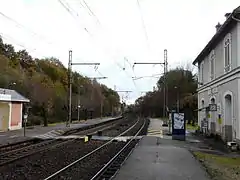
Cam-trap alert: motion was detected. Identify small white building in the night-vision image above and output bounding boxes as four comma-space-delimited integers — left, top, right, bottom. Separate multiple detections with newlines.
192, 7, 240, 143
0, 88, 29, 131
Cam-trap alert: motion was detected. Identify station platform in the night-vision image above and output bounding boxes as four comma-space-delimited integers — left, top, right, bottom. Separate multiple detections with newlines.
0, 117, 119, 146
114, 119, 210, 180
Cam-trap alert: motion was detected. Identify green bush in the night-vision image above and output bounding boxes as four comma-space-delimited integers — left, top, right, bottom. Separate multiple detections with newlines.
28, 115, 43, 126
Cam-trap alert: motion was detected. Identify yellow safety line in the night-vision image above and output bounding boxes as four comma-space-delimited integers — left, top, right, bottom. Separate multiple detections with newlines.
148, 129, 161, 133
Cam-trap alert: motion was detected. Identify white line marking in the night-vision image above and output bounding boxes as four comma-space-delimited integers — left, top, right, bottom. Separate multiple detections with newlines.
10, 135, 18, 138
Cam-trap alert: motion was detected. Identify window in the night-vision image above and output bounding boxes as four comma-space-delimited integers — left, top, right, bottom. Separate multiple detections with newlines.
224, 33, 231, 72
200, 62, 204, 83
210, 50, 215, 80
201, 100, 204, 108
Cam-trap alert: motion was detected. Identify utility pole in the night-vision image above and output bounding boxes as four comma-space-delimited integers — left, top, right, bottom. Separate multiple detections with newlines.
133, 52, 168, 117
164, 49, 168, 117
66, 50, 100, 127
67, 50, 72, 127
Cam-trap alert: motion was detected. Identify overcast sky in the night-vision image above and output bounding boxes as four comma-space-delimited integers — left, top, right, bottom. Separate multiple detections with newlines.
0, 0, 239, 104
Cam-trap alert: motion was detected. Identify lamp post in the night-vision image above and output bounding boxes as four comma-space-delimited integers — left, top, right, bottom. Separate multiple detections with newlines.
8, 82, 16, 90
23, 105, 30, 137
77, 105, 81, 121
77, 85, 83, 121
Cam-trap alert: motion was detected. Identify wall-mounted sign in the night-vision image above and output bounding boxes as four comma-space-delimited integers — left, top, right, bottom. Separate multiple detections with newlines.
209, 104, 217, 111
0, 94, 11, 101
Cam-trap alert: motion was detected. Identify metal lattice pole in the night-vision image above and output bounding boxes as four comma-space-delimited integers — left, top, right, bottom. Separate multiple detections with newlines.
67, 50, 72, 127
66, 50, 101, 127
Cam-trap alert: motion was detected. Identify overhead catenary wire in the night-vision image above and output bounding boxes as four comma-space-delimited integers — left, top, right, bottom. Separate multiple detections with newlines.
78, 0, 91, 16
1, 1, 147, 101
0, 9, 73, 57
58, 0, 90, 35
1, 1, 133, 92
0, 33, 32, 50
82, 0, 101, 25
65, 1, 154, 103
0, 11, 54, 45
65, 1, 144, 94
72, 1, 146, 93
95, 69, 117, 89
0, 33, 47, 57
136, 0, 150, 50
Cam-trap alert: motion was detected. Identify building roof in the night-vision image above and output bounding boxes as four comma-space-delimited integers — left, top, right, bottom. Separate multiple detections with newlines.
193, 6, 240, 65
0, 88, 30, 103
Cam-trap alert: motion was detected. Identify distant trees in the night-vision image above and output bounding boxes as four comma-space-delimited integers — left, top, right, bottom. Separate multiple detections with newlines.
0, 36, 120, 126
134, 67, 198, 121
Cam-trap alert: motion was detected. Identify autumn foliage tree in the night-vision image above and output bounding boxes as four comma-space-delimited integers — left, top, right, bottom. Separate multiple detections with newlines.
0, 36, 120, 126
134, 67, 198, 121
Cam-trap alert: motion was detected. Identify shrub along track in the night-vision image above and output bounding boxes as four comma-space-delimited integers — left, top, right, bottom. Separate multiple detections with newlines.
0, 116, 143, 180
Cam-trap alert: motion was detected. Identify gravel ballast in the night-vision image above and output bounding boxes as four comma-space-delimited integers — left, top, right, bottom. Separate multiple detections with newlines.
52, 141, 126, 180
0, 140, 105, 180
0, 117, 147, 180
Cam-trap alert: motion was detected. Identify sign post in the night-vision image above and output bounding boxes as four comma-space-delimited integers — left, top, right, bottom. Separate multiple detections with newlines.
23, 114, 28, 137
172, 112, 185, 141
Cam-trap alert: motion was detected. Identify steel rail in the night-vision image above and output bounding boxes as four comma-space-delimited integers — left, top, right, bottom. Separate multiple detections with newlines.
0, 118, 122, 166
43, 118, 141, 180
0, 139, 40, 154
0, 139, 73, 166
90, 119, 146, 180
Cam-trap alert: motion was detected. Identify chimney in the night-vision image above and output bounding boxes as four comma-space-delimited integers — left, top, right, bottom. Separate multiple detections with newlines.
225, 13, 231, 19
215, 22, 221, 32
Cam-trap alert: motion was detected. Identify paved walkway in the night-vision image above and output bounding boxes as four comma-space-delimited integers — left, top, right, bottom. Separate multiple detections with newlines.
0, 117, 117, 145
114, 118, 210, 180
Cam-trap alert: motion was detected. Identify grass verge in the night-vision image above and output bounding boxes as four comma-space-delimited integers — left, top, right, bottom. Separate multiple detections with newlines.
186, 124, 198, 131
193, 151, 240, 180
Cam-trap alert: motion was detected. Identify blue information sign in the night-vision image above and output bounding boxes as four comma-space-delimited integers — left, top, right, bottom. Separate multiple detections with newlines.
172, 112, 186, 141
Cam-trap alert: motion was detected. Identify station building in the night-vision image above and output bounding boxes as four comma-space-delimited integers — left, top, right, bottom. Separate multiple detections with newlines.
0, 88, 29, 131
193, 7, 240, 143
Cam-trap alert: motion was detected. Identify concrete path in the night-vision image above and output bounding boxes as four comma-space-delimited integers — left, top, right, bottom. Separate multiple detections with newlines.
114, 118, 210, 180
0, 117, 116, 145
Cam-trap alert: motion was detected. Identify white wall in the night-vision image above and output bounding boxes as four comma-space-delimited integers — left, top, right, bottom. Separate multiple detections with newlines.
198, 74, 240, 139
199, 22, 239, 85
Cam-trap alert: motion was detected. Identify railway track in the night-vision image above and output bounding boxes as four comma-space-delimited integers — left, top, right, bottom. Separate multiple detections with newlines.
0, 117, 124, 167
0, 138, 42, 154
0, 117, 122, 154
0, 139, 72, 166
43, 117, 147, 180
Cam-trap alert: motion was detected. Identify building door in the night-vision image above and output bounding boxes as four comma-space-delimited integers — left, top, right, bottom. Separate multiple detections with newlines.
224, 94, 232, 140
0, 109, 2, 130
210, 98, 216, 133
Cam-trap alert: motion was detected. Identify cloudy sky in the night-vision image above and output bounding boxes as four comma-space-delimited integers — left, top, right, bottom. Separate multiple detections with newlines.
0, 0, 239, 104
